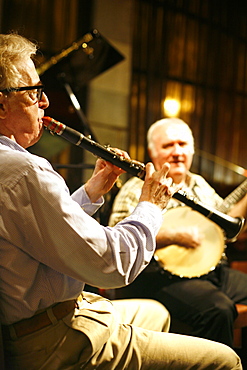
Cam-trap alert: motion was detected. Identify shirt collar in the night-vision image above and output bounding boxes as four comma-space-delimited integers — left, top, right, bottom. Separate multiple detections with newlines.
0, 135, 28, 153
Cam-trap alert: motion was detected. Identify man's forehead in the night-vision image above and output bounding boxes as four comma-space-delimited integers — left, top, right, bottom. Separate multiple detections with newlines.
161, 124, 192, 142
17, 58, 39, 83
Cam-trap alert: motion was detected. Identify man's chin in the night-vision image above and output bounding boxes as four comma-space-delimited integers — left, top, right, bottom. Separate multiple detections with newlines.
168, 166, 186, 178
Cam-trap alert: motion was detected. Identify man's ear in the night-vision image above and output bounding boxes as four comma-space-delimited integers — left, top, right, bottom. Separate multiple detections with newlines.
0, 93, 8, 118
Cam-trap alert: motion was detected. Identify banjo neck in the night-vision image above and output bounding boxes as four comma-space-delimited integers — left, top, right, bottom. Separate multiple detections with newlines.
217, 178, 247, 214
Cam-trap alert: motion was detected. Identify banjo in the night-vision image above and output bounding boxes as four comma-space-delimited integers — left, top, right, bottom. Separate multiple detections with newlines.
154, 179, 247, 278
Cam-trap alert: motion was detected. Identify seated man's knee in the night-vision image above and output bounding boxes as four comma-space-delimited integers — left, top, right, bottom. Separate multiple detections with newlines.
145, 299, 170, 332
214, 299, 236, 319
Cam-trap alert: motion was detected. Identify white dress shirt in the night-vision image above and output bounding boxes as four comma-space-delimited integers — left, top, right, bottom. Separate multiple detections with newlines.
0, 136, 162, 325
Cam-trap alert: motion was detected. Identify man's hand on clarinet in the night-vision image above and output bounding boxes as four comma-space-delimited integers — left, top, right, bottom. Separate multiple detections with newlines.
84, 148, 130, 203
139, 162, 180, 210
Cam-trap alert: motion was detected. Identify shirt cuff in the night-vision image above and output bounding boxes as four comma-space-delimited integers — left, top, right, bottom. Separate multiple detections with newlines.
71, 185, 104, 215
123, 201, 163, 235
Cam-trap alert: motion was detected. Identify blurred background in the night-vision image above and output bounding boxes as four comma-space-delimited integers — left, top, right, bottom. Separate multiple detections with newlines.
1, 0, 247, 254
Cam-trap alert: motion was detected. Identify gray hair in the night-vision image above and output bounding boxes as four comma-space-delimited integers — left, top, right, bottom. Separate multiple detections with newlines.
0, 33, 37, 90
147, 118, 194, 158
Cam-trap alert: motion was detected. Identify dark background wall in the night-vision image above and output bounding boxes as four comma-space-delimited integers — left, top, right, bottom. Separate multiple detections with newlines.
130, 0, 247, 192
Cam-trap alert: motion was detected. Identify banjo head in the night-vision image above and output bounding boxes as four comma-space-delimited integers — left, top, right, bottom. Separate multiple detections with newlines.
154, 206, 225, 278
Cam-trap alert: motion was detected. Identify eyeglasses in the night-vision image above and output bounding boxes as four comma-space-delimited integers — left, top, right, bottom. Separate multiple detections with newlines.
0, 85, 45, 102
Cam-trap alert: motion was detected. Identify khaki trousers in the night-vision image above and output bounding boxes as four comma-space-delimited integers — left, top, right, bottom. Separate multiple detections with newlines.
4, 292, 242, 369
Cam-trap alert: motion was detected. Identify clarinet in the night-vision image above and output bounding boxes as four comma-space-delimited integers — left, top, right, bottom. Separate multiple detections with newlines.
43, 117, 245, 241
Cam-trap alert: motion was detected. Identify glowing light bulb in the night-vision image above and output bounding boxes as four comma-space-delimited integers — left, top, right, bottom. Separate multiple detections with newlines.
163, 98, 181, 117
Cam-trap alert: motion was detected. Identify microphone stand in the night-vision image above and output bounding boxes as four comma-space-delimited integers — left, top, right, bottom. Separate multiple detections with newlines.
56, 75, 117, 225
57, 73, 97, 141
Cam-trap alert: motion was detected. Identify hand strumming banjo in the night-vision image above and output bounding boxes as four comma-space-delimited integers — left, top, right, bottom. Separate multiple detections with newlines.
43, 117, 245, 278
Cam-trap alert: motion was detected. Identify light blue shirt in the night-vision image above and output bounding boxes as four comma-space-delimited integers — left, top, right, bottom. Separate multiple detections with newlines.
0, 136, 162, 324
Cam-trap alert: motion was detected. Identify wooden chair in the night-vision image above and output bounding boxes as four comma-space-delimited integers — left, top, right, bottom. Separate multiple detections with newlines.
234, 304, 247, 349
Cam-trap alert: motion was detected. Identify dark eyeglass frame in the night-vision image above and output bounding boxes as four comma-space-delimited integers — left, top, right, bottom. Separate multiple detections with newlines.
0, 85, 45, 102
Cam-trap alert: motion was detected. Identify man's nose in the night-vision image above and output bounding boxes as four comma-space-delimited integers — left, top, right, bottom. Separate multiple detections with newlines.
39, 92, 49, 109
171, 143, 183, 155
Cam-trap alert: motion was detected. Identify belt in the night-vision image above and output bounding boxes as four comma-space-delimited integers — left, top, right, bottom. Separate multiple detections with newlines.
2, 299, 78, 340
